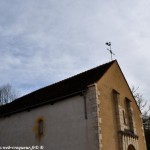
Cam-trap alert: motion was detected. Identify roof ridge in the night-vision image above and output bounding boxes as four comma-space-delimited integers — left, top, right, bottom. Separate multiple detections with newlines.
58, 60, 116, 84
23, 60, 116, 97
0, 60, 116, 116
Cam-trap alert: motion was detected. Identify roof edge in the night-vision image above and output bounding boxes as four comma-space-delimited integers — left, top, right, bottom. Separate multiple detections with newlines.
115, 61, 141, 113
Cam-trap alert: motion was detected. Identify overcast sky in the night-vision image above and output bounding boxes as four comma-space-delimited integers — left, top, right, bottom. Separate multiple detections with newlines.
0, 0, 149, 102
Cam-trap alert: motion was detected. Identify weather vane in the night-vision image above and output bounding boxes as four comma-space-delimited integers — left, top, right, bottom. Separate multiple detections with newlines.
106, 42, 115, 60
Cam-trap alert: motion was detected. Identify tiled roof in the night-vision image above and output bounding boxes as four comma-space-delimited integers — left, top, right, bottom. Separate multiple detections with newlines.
0, 60, 115, 117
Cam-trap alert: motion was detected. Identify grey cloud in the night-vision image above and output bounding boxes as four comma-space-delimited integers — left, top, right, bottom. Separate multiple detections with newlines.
0, 0, 149, 101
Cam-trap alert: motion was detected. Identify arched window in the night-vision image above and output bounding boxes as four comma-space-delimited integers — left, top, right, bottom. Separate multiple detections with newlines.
128, 144, 136, 150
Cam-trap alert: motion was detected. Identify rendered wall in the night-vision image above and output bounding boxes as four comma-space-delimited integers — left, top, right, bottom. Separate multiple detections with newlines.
0, 87, 99, 150
96, 62, 147, 150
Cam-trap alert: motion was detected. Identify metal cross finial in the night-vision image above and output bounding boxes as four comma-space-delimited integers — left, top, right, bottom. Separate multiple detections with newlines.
106, 42, 115, 60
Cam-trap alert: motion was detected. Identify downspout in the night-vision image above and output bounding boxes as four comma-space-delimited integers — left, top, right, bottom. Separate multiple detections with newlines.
81, 91, 88, 120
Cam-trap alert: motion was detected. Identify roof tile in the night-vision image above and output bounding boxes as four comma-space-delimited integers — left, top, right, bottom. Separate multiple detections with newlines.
0, 60, 115, 116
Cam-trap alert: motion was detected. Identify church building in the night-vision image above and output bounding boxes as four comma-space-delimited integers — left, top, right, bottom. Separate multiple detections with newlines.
0, 60, 147, 150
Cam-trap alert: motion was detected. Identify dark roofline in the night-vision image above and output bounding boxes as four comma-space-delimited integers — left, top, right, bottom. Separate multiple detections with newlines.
114, 61, 141, 113
2, 89, 87, 117
0, 60, 115, 117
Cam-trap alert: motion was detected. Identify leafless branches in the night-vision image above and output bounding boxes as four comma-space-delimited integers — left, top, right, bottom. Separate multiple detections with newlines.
131, 86, 150, 121
0, 84, 19, 105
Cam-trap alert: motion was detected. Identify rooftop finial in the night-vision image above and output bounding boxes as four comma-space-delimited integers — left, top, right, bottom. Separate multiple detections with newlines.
106, 42, 115, 61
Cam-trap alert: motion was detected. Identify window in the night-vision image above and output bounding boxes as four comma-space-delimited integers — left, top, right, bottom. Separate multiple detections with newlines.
33, 117, 45, 141
38, 119, 44, 136
113, 90, 122, 130
123, 110, 126, 124
125, 98, 134, 131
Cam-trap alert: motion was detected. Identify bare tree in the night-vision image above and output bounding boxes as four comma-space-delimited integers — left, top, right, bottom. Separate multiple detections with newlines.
131, 86, 150, 119
131, 86, 150, 149
0, 84, 19, 105
131, 85, 150, 146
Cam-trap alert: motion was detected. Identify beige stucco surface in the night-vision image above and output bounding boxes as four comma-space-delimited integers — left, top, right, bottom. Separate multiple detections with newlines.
96, 61, 146, 150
